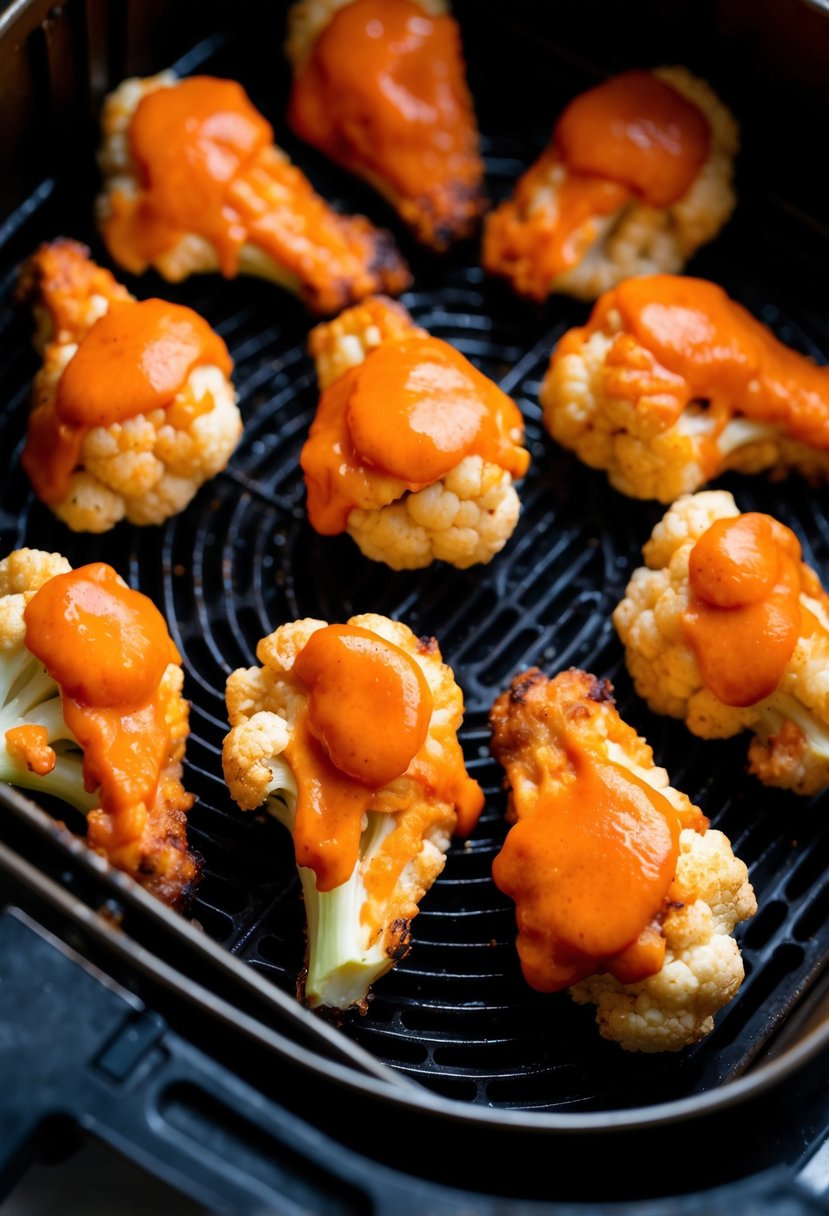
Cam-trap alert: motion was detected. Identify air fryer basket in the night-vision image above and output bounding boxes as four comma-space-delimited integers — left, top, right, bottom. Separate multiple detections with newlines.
1, 0, 829, 1209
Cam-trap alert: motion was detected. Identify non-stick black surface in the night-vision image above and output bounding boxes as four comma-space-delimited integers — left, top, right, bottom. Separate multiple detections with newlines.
1, 9, 828, 1119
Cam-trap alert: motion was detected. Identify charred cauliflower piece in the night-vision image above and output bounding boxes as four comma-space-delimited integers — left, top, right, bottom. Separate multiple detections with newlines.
0, 549, 199, 908
540, 274, 829, 502
490, 667, 756, 1052
96, 72, 411, 315
17, 239, 242, 533
483, 67, 737, 302
614, 491, 829, 795
285, 0, 486, 251
222, 613, 483, 1011
301, 296, 530, 570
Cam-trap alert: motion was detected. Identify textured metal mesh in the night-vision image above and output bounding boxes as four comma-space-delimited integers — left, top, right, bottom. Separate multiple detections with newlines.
0, 27, 828, 1115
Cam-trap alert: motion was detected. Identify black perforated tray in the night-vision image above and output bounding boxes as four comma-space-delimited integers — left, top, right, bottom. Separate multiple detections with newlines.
1, 5, 828, 1130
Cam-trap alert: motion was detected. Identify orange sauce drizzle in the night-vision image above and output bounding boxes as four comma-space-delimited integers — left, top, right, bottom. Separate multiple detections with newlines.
22, 298, 232, 507
300, 334, 529, 534
286, 624, 483, 893
682, 513, 805, 707
103, 75, 406, 307
589, 275, 829, 449
482, 72, 710, 299
23, 563, 181, 844
483, 151, 629, 301
105, 76, 272, 277
287, 625, 431, 891
288, 0, 483, 244
555, 70, 711, 208
4, 724, 56, 776
493, 742, 682, 991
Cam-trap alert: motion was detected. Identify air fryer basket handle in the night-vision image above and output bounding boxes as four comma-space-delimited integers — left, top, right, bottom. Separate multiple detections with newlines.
0, 906, 431, 1216
0, 905, 561, 1216
2, 906, 827, 1216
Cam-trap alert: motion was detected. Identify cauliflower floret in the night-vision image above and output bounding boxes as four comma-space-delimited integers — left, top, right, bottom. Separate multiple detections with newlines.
349, 456, 522, 570
571, 828, 756, 1052
302, 296, 530, 570
539, 280, 829, 502
17, 239, 243, 533
222, 614, 483, 1010
489, 666, 756, 1052
482, 67, 737, 302
284, 0, 485, 252
0, 549, 73, 650
95, 72, 411, 315
614, 491, 829, 794
0, 550, 199, 908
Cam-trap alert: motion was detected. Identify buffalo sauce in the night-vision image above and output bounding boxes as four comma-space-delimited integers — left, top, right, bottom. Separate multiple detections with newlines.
287, 0, 482, 243
103, 75, 413, 312
482, 152, 630, 301
492, 742, 683, 991
286, 624, 482, 892
104, 76, 272, 276
4, 724, 56, 776
300, 334, 529, 534
22, 563, 181, 850
555, 71, 711, 208
483, 71, 710, 298
682, 513, 805, 707
22, 298, 232, 507
590, 275, 829, 450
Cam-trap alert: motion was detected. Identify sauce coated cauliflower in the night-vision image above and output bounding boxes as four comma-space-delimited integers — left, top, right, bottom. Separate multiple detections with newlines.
17, 239, 242, 533
540, 275, 829, 502
285, 0, 486, 251
614, 491, 829, 794
490, 667, 756, 1052
302, 296, 530, 570
96, 71, 411, 315
483, 67, 738, 302
222, 613, 483, 1010
0, 548, 199, 908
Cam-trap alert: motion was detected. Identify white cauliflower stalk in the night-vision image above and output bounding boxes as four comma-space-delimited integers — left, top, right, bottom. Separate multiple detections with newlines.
222, 613, 482, 1011
490, 666, 756, 1052
0, 548, 93, 812
613, 490, 829, 794
0, 548, 199, 907
17, 239, 242, 533
302, 295, 529, 570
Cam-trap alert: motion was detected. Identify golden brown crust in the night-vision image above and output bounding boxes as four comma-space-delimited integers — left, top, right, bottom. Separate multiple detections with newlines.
307, 294, 421, 388
85, 665, 201, 910
490, 666, 704, 830
16, 238, 131, 347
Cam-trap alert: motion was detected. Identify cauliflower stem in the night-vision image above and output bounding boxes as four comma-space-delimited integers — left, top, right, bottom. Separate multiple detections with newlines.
0, 644, 96, 813
223, 614, 480, 1011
